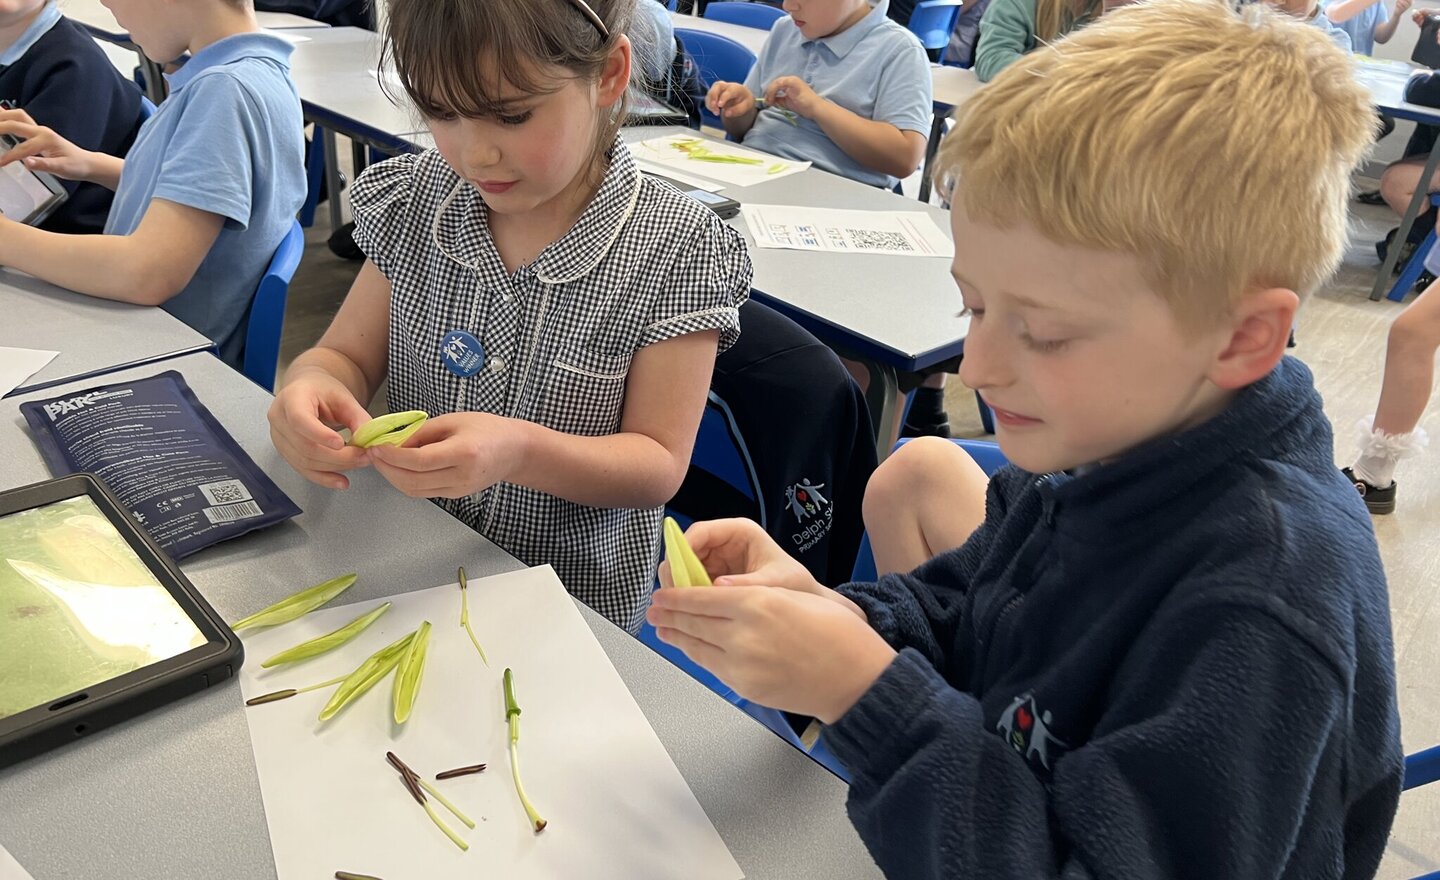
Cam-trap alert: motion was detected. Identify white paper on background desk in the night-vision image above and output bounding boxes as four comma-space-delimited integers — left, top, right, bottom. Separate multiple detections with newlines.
0, 346, 57, 396
262, 29, 312, 43
631, 133, 810, 187
237, 566, 744, 880
741, 203, 955, 258
0, 843, 35, 880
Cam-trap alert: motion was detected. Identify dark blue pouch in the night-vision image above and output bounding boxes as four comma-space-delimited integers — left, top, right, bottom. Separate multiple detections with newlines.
20, 371, 301, 558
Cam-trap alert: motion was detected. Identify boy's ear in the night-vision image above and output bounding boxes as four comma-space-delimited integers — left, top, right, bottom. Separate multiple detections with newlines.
1207, 287, 1299, 391
596, 35, 632, 109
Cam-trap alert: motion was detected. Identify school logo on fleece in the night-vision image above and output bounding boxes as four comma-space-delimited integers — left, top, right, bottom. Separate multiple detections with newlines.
784, 478, 832, 553
996, 693, 1070, 777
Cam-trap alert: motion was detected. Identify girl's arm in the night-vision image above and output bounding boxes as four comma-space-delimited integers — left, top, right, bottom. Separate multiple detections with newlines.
268, 260, 391, 489
0, 198, 221, 304
1376, 0, 1411, 42
368, 330, 720, 509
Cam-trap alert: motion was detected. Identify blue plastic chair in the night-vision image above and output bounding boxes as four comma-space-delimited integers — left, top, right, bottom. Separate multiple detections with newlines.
908, 0, 964, 56
242, 219, 304, 392
704, 1, 786, 29
1388, 193, 1440, 302
636, 391, 853, 778
675, 28, 757, 128
299, 129, 327, 229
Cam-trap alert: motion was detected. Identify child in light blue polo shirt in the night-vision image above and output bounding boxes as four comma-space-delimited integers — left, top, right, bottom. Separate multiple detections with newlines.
1324, 0, 1407, 56
706, 0, 932, 189
0, 0, 304, 369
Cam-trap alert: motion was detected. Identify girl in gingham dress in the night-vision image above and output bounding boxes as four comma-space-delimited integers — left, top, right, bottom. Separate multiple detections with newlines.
267, 0, 752, 631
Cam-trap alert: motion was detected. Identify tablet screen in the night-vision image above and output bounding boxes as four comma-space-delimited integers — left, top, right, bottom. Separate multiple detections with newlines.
0, 496, 208, 720
0, 159, 57, 224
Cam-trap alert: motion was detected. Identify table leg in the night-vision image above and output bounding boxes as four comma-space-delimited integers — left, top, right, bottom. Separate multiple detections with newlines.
323, 127, 345, 233
1371, 138, 1440, 300
917, 112, 947, 204
863, 360, 902, 462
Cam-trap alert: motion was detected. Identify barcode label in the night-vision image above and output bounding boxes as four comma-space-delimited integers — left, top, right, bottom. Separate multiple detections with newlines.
199, 479, 252, 505
203, 500, 264, 524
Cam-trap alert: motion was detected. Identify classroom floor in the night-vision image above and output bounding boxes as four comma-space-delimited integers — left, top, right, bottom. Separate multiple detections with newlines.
277, 179, 1440, 877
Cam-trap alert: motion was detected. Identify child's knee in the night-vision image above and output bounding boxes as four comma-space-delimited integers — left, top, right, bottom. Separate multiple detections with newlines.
863, 437, 975, 524
1390, 302, 1440, 352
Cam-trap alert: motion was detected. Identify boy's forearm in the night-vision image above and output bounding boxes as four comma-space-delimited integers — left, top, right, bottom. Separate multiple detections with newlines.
810, 101, 921, 180
0, 221, 168, 304
1376, 14, 1400, 41
85, 153, 125, 191
723, 108, 759, 139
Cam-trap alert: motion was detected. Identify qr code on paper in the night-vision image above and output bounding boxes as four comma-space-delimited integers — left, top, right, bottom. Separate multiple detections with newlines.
199, 479, 252, 506
847, 229, 913, 252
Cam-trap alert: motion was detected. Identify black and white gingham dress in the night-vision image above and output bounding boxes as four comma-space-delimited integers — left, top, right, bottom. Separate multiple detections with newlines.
350, 139, 752, 631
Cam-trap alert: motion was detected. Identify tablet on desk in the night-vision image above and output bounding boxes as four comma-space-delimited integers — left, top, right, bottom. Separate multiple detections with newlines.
0, 474, 242, 769
0, 134, 66, 227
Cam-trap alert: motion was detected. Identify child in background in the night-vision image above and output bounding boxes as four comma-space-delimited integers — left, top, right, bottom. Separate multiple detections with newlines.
649, 1, 1402, 874
1271, 0, 1353, 48
0, 0, 305, 368
972, 0, 1099, 82
706, 0, 932, 190
1325, 0, 1408, 55
0, 0, 144, 234
267, 0, 752, 632
1342, 274, 1437, 513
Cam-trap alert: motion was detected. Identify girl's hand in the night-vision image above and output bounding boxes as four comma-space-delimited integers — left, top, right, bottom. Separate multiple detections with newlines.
706, 81, 755, 118
267, 373, 374, 489
1397, 0, 1413, 16
0, 109, 98, 182
648, 585, 896, 724
763, 76, 822, 119
367, 412, 525, 499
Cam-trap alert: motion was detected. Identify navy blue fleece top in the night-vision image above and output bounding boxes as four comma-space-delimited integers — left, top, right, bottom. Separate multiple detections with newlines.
829, 356, 1403, 879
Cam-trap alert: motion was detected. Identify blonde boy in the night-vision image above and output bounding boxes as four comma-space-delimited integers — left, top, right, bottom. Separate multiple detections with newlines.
649, 1, 1404, 875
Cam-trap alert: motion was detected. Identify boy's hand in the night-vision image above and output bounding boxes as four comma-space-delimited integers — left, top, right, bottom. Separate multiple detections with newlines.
659, 518, 819, 592
763, 76, 822, 119
648, 585, 896, 724
267, 374, 374, 490
706, 81, 755, 119
1413, 6, 1435, 25
366, 412, 521, 499
1397, 0, 1413, 16
0, 109, 96, 182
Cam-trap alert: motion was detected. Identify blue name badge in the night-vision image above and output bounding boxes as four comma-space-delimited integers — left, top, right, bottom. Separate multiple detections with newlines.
441, 330, 485, 377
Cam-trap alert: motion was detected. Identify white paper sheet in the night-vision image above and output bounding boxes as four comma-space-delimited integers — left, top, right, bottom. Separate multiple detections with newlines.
0, 843, 34, 880
741, 204, 954, 258
630, 133, 809, 187
261, 28, 311, 42
0, 346, 57, 396
237, 566, 744, 880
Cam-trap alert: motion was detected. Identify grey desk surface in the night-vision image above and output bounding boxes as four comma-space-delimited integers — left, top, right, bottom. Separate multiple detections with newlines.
0, 270, 212, 397
0, 354, 877, 880
624, 127, 968, 371
286, 27, 423, 152
61, 0, 324, 39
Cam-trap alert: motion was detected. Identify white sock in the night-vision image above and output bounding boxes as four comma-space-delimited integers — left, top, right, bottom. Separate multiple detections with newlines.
1352, 417, 1429, 488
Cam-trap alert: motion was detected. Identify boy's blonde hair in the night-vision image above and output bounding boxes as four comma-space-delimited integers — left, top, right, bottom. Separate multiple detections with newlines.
940, 0, 1375, 327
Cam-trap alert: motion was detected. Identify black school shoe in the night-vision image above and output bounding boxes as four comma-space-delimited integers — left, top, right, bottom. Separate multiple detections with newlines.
1341, 467, 1397, 515
1357, 190, 1388, 206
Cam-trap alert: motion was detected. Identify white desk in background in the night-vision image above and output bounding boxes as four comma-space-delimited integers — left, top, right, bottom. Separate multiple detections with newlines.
61, 0, 327, 103
624, 127, 968, 455
0, 353, 880, 880
0, 269, 211, 398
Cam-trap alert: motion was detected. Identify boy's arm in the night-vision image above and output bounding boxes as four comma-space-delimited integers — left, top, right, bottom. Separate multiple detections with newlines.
1323, 0, 1381, 24
1375, 0, 1409, 42
807, 99, 928, 180
0, 199, 222, 304
1405, 70, 1440, 106
973, 0, 1036, 82
823, 601, 1395, 880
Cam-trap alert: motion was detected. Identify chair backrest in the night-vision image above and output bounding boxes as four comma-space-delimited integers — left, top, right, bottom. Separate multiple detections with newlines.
674, 28, 757, 127
666, 391, 764, 530
243, 219, 304, 392
704, 1, 786, 29
908, 0, 964, 51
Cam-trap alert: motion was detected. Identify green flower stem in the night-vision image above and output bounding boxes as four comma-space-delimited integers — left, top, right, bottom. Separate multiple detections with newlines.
457, 567, 488, 665
503, 668, 547, 832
